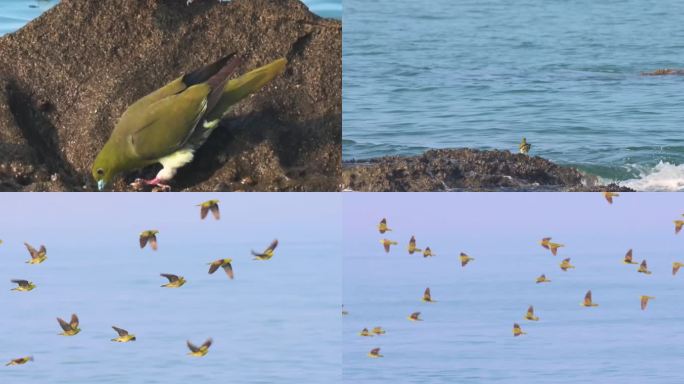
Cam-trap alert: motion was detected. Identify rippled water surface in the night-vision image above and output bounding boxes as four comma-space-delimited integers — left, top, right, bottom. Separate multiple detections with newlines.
1, 194, 341, 383
343, 0, 684, 190
343, 193, 684, 383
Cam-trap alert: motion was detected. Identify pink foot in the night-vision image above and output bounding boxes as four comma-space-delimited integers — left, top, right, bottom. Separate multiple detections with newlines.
130, 178, 171, 192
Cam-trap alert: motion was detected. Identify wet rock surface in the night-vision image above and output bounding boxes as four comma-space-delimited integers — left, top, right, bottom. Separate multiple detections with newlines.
342, 149, 634, 192
0, 0, 340, 191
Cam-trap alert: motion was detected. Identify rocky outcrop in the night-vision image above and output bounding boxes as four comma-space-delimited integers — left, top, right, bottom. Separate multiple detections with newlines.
342, 149, 634, 192
0, 0, 340, 191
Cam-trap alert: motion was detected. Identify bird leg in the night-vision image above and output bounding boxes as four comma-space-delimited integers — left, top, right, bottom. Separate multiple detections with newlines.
130, 178, 171, 192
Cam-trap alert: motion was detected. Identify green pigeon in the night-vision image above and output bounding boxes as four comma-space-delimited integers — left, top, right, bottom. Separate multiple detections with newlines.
92, 54, 287, 191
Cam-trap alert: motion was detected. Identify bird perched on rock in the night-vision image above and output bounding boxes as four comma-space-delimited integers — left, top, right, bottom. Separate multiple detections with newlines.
519, 137, 531, 155
187, 338, 213, 357
111, 326, 136, 342
198, 200, 220, 220
91, 54, 287, 191
377, 218, 391, 234
139, 230, 159, 251
5, 356, 33, 366
252, 239, 278, 260
208, 258, 233, 280
24, 242, 46, 264
57, 314, 81, 336
160, 274, 186, 288
10, 279, 35, 292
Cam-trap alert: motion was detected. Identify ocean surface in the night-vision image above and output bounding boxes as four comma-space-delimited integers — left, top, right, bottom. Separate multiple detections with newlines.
0, 193, 341, 383
343, 0, 684, 191
0, 0, 340, 35
343, 193, 684, 383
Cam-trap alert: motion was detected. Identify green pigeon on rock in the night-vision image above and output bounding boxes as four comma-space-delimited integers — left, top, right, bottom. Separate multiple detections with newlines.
91, 53, 287, 191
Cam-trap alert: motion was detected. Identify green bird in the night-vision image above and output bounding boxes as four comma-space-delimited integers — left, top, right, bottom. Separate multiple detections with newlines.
91, 54, 287, 191
198, 199, 220, 220
519, 137, 531, 155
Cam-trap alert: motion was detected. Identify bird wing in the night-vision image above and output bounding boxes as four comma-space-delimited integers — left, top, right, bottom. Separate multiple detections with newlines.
126, 85, 210, 161
24, 242, 37, 258
527, 306, 534, 316
605, 194, 613, 204
411, 312, 420, 319
541, 238, 550, 249
139, 235, 149, 249
584, 291, 592, 305
210, 205, 220, 220
70, 314, 79, 329
187, 340, 200, 353
208, 260, 221, 274
201, 338, 213, 350
423, 288, 431, 300
625, 249, 632, 262
641, 260, 648, 269
161, 274, 179, 283
57, 317, 72, 332
370, 348, 380, 355
200, 205, 209, 220
11, 279, 29, 287
640, 297, 647, 310
266, 239, 279, 253
674, 263, 682, 276
149, 235, 158, 251
222, 263, 234, 280
112, 326, 128, 337
383, 241, 390, 253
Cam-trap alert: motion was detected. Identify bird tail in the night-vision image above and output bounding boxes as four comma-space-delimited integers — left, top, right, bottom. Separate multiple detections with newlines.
206, 58, 288, 121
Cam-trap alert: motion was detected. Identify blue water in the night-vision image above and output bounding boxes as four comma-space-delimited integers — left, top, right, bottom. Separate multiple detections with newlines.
0, 193, 341, 383
343, 0, 684, 190
343, 193, 684, 383
0, 0, 340, 35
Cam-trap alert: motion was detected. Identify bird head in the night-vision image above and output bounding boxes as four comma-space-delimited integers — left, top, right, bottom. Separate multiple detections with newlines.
225, 258, 233, 263
92, 146, 121, 191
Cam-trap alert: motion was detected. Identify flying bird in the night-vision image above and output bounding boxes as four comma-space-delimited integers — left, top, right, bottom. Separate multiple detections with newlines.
673, 262, 684, 276
187, 338, 213, 357
519, 137, 531, 155
623, 249, 638, 264
368, 348, 383, 358
91, 55, 287, 191
603, 192, 619, 204
640, 296, 655, 311
422, 247, 435, 258
111, 326, 136, 342
540, 237, 564, 255
359, 328, 374, 337
139, 230, 159, 251
407, 235, 422, 255
208, 258, 234, 280
525, 306, 539, 321
536, 274, 551, 284
422, 287, 435, 303
252, 239, 278, 260
5, 356, 33, 366
675, 220, 684, 234
513, 323, 526, 337
581, 290, 598, 307
460, 252, 474, 267
10, 279, 35, 292
638, 260, 652, 275
408, 312, 422, 321
377, 218, 391, 234
24, 242, 47, 264
379, 239, 398, 253
160, 274, 186, 288
198, 200, 220, 220
560, 258, 575, 271
57, 314, 81, 336
371, 327, 386, 335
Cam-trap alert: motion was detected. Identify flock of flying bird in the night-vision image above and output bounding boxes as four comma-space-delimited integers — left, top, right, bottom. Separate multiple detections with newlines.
353, 193, 684, 358
3, 199, 279, 367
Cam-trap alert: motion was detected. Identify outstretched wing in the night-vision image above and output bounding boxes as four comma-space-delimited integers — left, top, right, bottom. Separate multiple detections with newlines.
200, 205, 209, 220
112, 326, 129, 337
11, 279, 29, 287
57, 317, 72, 332
266, 239, 279, 253
70, 314, 79, 329
187, 340, 200, 353
208, 260, 221, 274
161, 274, 179, 283
139, 235, 149, 249
149, 235, 158, 251
222, 263, 234, 280
201, 338, 213, 350
210, 205, 220, 220
24, 242, 37, 258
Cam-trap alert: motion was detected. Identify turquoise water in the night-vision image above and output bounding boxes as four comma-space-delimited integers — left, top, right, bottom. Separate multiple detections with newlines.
0, 0, 340, 35
343, 193, 684, 383
0, 193, 341, 383
343, 0, 684, 190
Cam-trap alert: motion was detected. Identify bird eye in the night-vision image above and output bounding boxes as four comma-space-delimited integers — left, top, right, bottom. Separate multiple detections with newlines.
96, 168, 104, 176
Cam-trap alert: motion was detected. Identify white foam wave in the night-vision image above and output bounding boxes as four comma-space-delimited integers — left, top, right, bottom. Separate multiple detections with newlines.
621, 162, 684, 191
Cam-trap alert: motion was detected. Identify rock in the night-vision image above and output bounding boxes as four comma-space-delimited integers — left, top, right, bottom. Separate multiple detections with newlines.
342, 149, 634, 192
0, 0, 340, 191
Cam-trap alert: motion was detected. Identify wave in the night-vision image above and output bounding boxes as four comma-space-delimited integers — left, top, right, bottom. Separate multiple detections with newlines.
620, 162, 684, 191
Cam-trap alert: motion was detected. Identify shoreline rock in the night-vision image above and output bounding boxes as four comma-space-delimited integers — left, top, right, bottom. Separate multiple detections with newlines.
0, 0, 340, 191
342, 149, 634, 192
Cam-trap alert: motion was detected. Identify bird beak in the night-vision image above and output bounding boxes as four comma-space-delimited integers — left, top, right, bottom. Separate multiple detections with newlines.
97, 180, 106, 191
